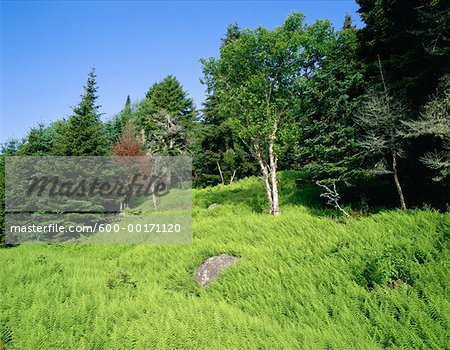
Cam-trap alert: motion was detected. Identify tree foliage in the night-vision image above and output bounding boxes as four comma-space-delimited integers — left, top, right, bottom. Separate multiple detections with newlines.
135, 75, 196, 155
202, 13, 314, 214
136, 75, 196, 137
54, 68, 107, 156
294, 18, 365, 182
111, 123, 143, 157
16, 123, 55, 156
406, 75, 450, 181
107, 95, 133, 146
356, 0, 448, 108
2, 3, 449, 223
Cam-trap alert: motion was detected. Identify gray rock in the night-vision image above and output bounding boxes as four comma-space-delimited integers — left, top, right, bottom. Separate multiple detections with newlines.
208, 203, 219, 209
194, 254, 239, 287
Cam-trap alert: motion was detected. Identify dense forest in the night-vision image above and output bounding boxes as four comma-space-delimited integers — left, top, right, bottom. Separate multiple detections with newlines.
1, 0, 449, 239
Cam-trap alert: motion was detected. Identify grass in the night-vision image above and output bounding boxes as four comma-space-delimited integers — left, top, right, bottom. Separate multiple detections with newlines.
1, 172, 449, 349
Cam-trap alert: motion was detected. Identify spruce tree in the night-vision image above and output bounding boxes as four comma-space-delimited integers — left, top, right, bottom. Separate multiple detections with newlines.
136, 75, 196, 138
295, 20, 364, 182
17, 123, 55, 155
55, 68, 107, 156
192, 94, 256, 186
146, 109, 187, 156
356, 0, 448, 108
107, 95, 133, 145
122, 95, 132, 125
342, 14, 355, 30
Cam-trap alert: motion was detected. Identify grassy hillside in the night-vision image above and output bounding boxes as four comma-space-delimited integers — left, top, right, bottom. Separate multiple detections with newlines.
1, 173, 449, 349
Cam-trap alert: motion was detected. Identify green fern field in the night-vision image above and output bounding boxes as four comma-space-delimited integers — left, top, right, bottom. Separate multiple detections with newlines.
1, 173, 449, 349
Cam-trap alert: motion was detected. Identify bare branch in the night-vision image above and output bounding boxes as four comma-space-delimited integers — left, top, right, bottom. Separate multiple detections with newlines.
316, 180, 350, 217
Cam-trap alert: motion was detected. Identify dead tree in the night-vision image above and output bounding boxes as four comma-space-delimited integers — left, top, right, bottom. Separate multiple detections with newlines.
316, 180, 350, 217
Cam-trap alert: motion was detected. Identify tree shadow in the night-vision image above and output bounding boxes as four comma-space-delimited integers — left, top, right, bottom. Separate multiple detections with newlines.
193, 171, 416, 219
193, 171, 338, 218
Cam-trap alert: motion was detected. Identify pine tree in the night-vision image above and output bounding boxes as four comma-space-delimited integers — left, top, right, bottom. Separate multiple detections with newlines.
55, 68, 107, 156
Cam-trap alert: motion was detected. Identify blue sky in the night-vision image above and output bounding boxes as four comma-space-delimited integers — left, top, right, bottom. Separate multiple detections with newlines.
0, 0, 363, 143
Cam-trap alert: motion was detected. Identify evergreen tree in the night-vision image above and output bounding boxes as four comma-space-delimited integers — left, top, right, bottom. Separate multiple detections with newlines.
193, 23, 258, 186
414, 0, 450, 58
136, 75, 197, 138
356, 0, 448, 108
146, 109, 188, 156
355, 0, 449, 208
54, 68, 107, 156
342, 14, 355, 30
406, 75, 450, 181
294, 20, 365, 182
17, 123, 55, 155
107, 95, 133, 145
222, 23, 241, 45
123, 95, 132, 124
192, 95, 256, 186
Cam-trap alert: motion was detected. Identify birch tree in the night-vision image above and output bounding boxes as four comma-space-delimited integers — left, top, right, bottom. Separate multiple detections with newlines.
201, 13, 309, 215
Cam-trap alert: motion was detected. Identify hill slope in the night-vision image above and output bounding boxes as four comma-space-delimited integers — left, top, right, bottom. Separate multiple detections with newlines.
1, 173, 449, 349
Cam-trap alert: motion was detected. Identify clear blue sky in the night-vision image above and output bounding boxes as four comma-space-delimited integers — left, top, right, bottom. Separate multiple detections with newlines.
0, 0, 362, 143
